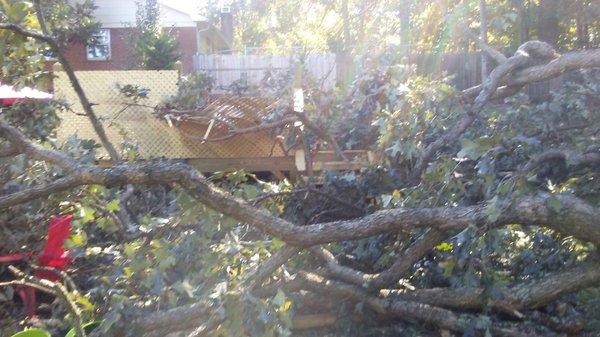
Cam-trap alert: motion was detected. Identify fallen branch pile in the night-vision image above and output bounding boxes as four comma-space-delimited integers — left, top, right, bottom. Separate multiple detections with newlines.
1, 9, 600, 336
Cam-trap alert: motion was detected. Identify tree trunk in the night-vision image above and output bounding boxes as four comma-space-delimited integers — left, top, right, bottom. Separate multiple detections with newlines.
537, 0, 560, 47
479, 0, 489, 81
515, 0, 530, 44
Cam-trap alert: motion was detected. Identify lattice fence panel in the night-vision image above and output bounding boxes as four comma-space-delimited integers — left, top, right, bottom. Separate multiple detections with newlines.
54, 70, 285, 159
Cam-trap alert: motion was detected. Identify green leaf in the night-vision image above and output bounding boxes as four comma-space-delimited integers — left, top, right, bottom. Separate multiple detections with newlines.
80, 206, 96, 223
457, 139, 481, 160
547, 196, 562, 213
242, 184, 261, 199
66, 231, 88, 247
69, 293, 95, 312
10, 329, 51, 337
106, 199, 120, 212
485, 197, 502, 222
435, 242, 453, 252
65, 321, 101, 337
124, 242, 141, 259
273, 289, 287, 307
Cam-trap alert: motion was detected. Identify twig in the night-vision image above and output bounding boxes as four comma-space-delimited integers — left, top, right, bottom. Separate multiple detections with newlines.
181, 116, 298, 142
7, 266, 86, 337
29, 263, 80, 295
244, 245, 302, 290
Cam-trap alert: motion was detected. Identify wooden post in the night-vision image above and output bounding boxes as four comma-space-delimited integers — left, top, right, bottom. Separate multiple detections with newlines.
174, 60, 183, 92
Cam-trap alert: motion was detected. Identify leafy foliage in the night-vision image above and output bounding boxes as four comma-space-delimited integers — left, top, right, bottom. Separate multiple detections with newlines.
1, 1, 599, 337
129, 0, 181, 70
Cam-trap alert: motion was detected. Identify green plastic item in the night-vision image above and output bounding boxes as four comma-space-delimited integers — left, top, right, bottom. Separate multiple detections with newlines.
10, 329, 52, 337
64, 321, 101, 337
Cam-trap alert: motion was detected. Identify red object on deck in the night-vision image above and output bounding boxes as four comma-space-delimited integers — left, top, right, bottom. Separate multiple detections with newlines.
36, 215, 73, 281
0, 215, 73, 317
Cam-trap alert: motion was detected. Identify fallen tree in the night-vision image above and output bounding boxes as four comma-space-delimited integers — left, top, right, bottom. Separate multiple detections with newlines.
1, 2, 600, 336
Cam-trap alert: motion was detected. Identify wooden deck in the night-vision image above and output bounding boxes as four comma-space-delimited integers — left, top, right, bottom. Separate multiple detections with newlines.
189, 150, 372, 173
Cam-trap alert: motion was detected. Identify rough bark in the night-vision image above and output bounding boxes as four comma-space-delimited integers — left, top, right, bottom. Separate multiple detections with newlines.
2, 121, 600, 246
381, 260, 600, 312
313, 229, 449, 290
290, 272, 553, 337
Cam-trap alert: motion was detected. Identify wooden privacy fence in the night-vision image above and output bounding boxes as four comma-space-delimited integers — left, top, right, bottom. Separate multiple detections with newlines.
194, 53, 337, 91
196, 51, 563, 100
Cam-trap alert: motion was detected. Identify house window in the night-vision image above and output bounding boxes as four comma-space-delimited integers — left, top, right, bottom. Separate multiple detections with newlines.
86, 29, 111, 60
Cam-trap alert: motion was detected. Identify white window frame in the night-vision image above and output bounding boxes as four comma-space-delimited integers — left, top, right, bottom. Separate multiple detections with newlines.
86, 29, 111, 61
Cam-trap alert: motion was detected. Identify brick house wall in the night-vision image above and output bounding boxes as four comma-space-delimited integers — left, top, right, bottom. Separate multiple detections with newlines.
63, 27, 197, 73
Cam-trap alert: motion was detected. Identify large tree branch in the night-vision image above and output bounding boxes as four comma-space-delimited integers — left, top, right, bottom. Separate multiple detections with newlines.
382, 260, 600, 312
366, 229, 447, 290
520, 149, 600, 173
0, 142, 19, 158
1, 121, 599, 245
1, 156, 597, 247
0, 22, 55, 44
290, 271, 551, 337
313, 229, 448, 290
409, 44, 600, 185
0, 122, 79, 170
129, 302, 212, 335
462, 48, 600, 101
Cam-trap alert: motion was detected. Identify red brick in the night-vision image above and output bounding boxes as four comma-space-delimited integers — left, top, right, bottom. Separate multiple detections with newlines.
62, 27, 197, 73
